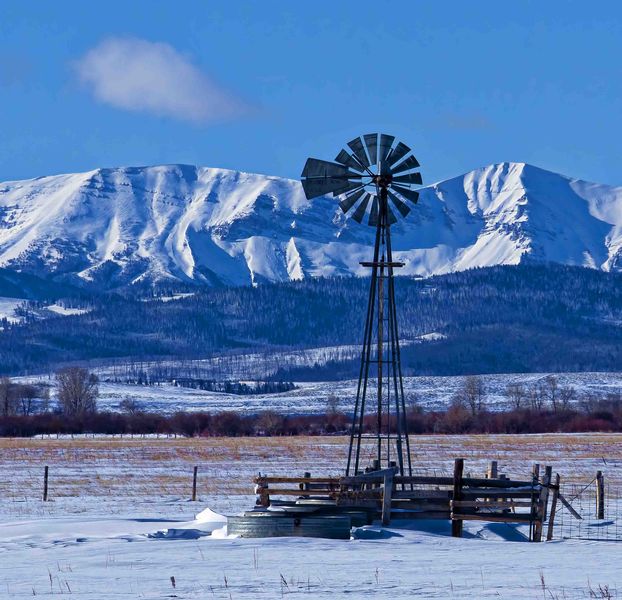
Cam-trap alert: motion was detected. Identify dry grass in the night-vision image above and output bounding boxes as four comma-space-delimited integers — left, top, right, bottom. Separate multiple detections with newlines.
1, 433, 620, 517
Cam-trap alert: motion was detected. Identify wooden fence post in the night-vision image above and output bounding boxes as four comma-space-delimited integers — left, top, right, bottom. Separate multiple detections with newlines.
542, 465, 553, 521
451, 458, 464, 538
546, 473, 560, 541
192, 466, 198, 501
596, 471, 605, 519
381, 471, 394, 526
533, 468, 551, 542
486, 460, 498, 479
43, 465, 49, 501
529, 463, 540, 541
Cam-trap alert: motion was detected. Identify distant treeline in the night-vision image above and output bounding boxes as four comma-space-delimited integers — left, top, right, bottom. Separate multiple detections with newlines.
2, 396, 622, 437
173, 379, 296, 395
1, 263, 621, 376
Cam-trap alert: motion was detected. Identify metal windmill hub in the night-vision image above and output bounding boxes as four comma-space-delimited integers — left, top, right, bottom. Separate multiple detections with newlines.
300, 133, 423, 478
373, 173, 393, 189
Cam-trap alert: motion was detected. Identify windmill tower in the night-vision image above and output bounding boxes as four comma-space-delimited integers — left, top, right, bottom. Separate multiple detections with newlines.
301, 134, 422, 478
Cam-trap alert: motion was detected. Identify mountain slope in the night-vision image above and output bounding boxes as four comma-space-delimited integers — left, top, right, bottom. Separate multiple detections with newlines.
1, 264, 621, 375
0, 162, 621, 289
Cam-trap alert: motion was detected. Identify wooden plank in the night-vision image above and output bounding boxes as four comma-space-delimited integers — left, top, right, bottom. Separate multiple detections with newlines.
461, 489, 537, 499
261, 489, 337, 496
558, 493, 582, 520
462, 477, 535, 488
451, 458, 464, 538
339, 489, 383, 499
339, 468, 399, 486
392, 500, 450, 511
451, 512, 534, 524
255, 477, 340, 485
452, 500, 533, 509
394, 476, 454, 486
381, 472, 394, 526
392, 489, 452, 500
364, 467, 399, 478
336, 498, 380, 509
546, 473, 561, 541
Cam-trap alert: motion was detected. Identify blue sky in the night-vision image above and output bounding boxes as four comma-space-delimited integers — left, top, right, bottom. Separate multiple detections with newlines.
1, 1, 622, 185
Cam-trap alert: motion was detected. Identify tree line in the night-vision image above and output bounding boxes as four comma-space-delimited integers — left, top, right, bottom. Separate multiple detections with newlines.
0, 263, 621, 376
0, 370, 621, 437
2, 399, 622, 438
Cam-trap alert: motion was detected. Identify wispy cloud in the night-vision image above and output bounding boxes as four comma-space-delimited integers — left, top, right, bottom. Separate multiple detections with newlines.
74, 37, 248, 124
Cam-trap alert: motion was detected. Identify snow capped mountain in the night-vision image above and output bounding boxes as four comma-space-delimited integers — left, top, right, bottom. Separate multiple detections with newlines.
0, 162, 621, 290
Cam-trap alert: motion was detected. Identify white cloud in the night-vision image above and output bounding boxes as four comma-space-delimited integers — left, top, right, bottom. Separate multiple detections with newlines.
75, 37, 247, 123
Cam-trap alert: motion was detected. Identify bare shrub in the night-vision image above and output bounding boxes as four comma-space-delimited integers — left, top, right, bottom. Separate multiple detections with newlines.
505, 382, 526, 410
455, 375, 486, 415
56, 367, 99, 416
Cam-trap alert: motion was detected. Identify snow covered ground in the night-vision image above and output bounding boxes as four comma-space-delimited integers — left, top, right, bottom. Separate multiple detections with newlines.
2, 513, 621, 598
73, 370, 622, 414
0, 296, 24, 324
1, 434, 621, 598
0, 296, 92, 325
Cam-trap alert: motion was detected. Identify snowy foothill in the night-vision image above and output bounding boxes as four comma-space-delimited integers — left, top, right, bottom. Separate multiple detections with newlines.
0, 296, 92, 325
0, 296, 24, 324
78, 370, 622, 414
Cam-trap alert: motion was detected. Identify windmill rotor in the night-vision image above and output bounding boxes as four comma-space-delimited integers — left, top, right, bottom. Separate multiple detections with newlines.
300, 133, 423, 227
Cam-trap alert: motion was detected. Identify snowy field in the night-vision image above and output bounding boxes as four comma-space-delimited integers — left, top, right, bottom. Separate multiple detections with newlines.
0, 296, 24, 324
50, 370, 622, 414
1, 434, 622, 598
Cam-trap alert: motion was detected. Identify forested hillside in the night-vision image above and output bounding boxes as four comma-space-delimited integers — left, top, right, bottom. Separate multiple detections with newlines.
1, 263, 620, 376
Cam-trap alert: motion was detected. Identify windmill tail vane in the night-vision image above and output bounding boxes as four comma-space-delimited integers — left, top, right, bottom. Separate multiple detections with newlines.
300, 133, 423, 477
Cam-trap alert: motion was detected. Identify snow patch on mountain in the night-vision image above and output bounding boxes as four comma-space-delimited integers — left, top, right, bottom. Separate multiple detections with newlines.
0, 162, 621, 289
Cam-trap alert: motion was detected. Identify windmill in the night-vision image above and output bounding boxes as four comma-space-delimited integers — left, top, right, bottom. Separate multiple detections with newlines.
301, 133, 422, 478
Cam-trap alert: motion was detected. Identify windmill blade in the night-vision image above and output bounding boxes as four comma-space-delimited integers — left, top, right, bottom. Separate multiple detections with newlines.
391, 184, 419, 204
387, 189, 411, 218
363, 133, 378, 165
368, 195, 379, 226
392, 172, 423, 185
391, 154, 420, 175
302, 177, 354, 200
351, 193, 372, 223
347, 137, 371, 169
387, 141, 411, 167
332, 181, 362, 196
339, 188, 365, 214
387, 205, 398, 225
334, 149, 365, 173
378, 134, 395, 162
301, 157, 357, 179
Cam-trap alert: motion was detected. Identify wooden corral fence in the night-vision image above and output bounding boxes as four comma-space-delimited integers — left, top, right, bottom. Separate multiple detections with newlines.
254, 459, 581, 542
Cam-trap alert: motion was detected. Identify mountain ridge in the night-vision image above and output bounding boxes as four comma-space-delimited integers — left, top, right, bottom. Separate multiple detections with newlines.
1, 161, 621, 290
